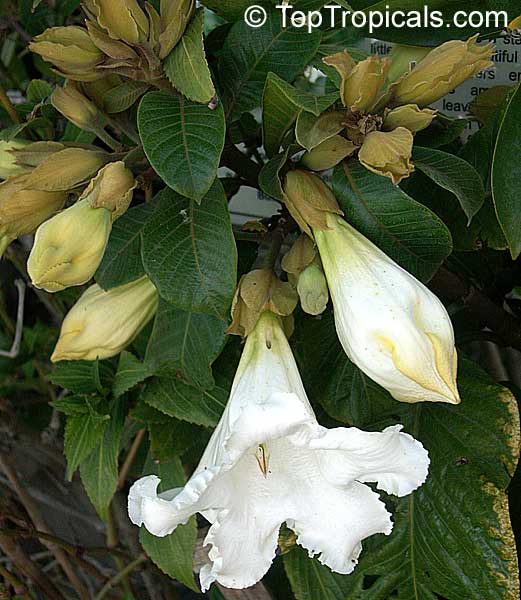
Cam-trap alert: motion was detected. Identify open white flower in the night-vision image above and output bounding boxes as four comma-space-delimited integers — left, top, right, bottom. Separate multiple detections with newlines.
314, 213, 460, 405
129, 311, 429, 591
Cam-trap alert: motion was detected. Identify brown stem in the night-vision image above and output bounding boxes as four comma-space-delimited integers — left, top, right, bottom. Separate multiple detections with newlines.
0, 562, 32, 598
429, 267, 521, 351
0, 531, 64, 599
117, 428, 146, 491
94, 554, 147, 600
0, 83, 20, 125
0, 455, 89, 599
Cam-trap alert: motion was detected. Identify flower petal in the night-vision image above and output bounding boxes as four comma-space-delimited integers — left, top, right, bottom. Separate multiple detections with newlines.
288, 480, 392, 574
309, 424, 430, 496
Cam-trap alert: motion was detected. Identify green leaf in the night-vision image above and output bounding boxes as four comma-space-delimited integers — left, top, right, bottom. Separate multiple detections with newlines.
295, 110, 345, 151
285, 357, 520, 600
64, 412, 110, 480
219, 11, 322, 120
492, 83, 521, 259
103, 81, 150, 113
138, 90, 225, 202
145, 299, 227, 389
96, 203, 153, 290
140, 457, 198, 592
49, 361, 113, 394
26, 79, 52, 103
142, 376, 227, 427
262, 72, 338, 157
149, 418, 206, 462
164, 8, 215, 104
259, 145, 294, 201
332, 161, 453, 282
113, 352, 151, 398
412, 147, 485, 225
142, 181, 237, 319
80, 398, 125, 521
51, 394, 91, 417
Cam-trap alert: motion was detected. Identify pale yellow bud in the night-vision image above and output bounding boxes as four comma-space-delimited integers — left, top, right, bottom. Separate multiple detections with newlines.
51, 277, 159, 362
24, 148, 108, 191
383, 104, 437, 133
84, 0, 149, 45
0, 140, 30, 180
297, 262, 329, 316
393, 36, 494, 107
27, 162, 134, 292
51, 83, 101, 132
358, 127, 414, 184
29, 26, 103, 81
8, 141, 66, 170
86, 22, 138, 61
0, 174, 66, 256
159, 0, 196, 59
323, 52, 390, 113
301, 135, 357, 171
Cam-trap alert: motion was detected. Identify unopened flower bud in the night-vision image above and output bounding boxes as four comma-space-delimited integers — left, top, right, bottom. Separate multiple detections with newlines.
86, 22, 138, 61
28, 162, 135, 292
358, 127, 414, 184
383, 105, 437, 133
29, 26, 103, 81
51, 277, 159, 362
158, 0, 196, 59
0, 140, 30, 180
301, 135, 356, 171
314, 212, 460, 405
83, 0, 149, 45
51, 83, 101, 132
393, 36, 494, 107
24, 148, 108, 191
8, 141, 66, 170
297, 262, 329, 316
323, 52, 390, 113
0, 174, 66, 256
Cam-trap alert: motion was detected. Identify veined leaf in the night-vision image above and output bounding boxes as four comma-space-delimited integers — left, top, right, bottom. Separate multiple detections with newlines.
332, 161, 452, 282
145, 299, 227, 390
64, 412, 109, 480
142, 182, 237, 320
103, 81, 150, 113
113, 352, 151, 398
164, 8, 215, 104
413, 146, 485, 224
138, 91, 225, 201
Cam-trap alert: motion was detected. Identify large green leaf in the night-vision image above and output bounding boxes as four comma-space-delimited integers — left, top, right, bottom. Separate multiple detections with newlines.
141, 376, 227, 428
164, 8, 215, 104
103, 81, 150, 113
262, 72, 338, 157
141, 182, 237, 319
140, 457, 198, 592
49, 361, 113, 394
80, 398, 125, 521
145, 299, 227, 390
64, 411, 110, 480
332, 161, 452, 282
96, 203, 153, 290
138, 91, 225, 201
492, 83, 521, 259
113, 352, 152, 398
218, 11, 322, 120
412, 147, 485, 225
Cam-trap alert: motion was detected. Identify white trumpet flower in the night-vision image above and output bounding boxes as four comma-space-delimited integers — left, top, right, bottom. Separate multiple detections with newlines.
129, 311, 429, 591
314, 213, 460, 404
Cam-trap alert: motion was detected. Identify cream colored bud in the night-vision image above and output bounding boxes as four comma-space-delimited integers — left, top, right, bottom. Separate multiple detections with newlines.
84, 0, 149, 45
323, 52, 390, 113
159, 0, 196, 59
24, 148, 108, 191
0, 174, 66, 256
297, 262, 329, 316
51, 83, 101, 132
27, 162, 134, 292
358, 127, 414, 184
383, 105, 437, 133
8, 141, 66, 170
51, 277, 159, 362
393, 36, 494, 107
29, 26, 103, 80
314, 212, 460, 405
301, 135, 357, 171
0, 140, 30, 179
